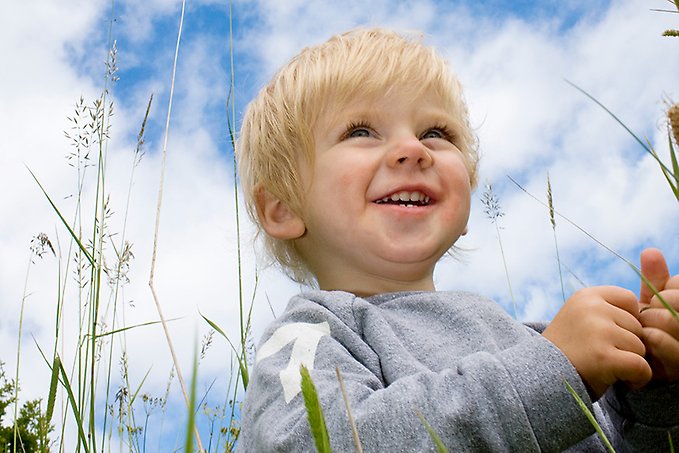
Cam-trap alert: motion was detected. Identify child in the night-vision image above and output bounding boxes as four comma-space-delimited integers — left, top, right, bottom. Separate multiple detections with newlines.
236, 28, 679, 451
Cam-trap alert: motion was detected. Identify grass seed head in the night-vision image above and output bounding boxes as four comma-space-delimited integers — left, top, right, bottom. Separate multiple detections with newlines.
547, 174, 556, 229
669, 103, 679, 147
481, 183, 504, 222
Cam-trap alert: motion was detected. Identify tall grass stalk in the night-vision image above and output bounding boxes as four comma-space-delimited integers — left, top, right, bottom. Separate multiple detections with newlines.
194, 1, 255, 449
481, 183, 517, 318
82, 5, 121, 443
29, 91, 115, 451
146, 0, 205, 450
335, 368, 362, 453
225, 0, 253, 395
546, 175, 566, 303
14, 239, 44, 451
227, 0, 245, 360
14, 234, 55, 452
99, 93, 152, 453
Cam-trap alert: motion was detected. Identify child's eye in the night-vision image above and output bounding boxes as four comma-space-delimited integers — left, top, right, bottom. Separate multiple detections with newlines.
420, 125, 455, 143
349, 128, 371, 138
341, 121, 374, 140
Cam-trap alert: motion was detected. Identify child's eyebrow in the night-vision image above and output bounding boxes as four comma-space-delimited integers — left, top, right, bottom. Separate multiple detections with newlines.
339, 108, 457, 124
418, 108, 459, 126
330, 105, 382, 124
315, 106, 381, 138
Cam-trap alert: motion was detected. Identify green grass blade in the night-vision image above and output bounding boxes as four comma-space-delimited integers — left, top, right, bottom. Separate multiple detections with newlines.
300, 365, 331, 453
184, 343, 199, 453
57, 355, 90, 453
565, 80, 650, 151
26, 167, 95, 266
564, 380, 615, 453
669, 431, 675, 453
647, 139, 679, 201
45, 355, 60, 426
129, 367, 153, 406
668, 129, 679, 179
666, 131, 679, 200
200, 312, 249, 388
565, 81, 676, 179
92, 317, 181, 339
416, 410, 449, 453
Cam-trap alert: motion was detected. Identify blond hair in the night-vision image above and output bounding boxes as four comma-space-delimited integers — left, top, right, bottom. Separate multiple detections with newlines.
237, 27, 479, 284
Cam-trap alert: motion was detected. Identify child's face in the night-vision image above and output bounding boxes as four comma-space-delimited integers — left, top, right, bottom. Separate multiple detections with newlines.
295, 88, 471, 295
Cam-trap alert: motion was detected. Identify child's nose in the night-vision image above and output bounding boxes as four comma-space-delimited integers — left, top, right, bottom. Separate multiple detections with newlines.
387, 136, 433, 169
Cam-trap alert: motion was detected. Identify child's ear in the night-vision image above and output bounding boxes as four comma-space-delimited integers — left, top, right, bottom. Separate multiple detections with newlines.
256, 189, 306, 240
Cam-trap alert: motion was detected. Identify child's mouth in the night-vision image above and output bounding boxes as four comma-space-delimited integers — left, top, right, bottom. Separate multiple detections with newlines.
374, 190, 431, 208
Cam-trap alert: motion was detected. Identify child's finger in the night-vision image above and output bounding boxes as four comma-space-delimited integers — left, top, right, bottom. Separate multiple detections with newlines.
640, 306, 679, 341
664, 275, 679, 291
641, 327, 679, 382
610, 307, 645, 347
613, 325, 647, 356
614, 349, 653, 388
639, 248, 669, 306
597, 286, 639, 317
648, 288, 679, 310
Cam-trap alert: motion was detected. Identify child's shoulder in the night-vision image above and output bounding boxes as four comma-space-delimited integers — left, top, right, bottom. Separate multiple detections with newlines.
279, 288, 494, 315
265, 289, 513, 342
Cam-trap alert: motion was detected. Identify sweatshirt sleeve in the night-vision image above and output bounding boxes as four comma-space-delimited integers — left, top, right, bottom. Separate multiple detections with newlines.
237, 297, 603, 452
596, 381, 679, 452
529, 322, 679, 452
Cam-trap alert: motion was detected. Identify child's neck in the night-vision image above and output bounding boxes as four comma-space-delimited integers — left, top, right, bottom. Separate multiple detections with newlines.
317, 271, 436, 297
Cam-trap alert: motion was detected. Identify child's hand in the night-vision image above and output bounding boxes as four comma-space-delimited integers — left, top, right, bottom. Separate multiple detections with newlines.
543, 286, 652, 400
639, 247, 679, 382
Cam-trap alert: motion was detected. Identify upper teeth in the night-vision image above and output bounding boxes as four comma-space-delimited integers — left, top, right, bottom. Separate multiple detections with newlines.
378, 191, 430, 203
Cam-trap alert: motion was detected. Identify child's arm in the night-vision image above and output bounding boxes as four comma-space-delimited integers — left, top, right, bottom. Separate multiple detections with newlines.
542, 286, 652, 399
238, 293, 601, 452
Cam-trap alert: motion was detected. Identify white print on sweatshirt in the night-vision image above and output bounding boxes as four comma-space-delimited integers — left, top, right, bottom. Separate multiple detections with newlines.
256, 321, 330, 403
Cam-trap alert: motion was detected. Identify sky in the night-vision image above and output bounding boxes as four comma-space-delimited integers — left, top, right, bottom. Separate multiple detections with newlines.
1, 0, 678, 449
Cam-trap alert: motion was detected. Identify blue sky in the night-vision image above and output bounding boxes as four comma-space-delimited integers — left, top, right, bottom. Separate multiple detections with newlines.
1, 0, 678, 449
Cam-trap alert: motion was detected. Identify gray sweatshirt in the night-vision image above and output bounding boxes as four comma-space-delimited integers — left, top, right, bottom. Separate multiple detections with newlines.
238, 291, 679, 452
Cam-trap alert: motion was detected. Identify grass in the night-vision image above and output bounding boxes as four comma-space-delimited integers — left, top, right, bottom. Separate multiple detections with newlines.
416, 411, 449, 453
564, 380, 615, 453
300, 365, 331, 453
481, 183, 517, 318
546, 174, 566, 304
10, 0, 251, 451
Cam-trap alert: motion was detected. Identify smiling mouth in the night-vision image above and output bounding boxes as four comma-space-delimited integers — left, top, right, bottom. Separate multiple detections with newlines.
374, 190, 432, 208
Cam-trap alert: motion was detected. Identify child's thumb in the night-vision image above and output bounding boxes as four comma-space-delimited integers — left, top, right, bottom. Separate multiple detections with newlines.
639, 247, 669, 306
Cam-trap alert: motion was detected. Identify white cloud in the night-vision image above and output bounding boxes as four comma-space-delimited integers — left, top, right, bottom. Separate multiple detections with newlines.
429, 0, 679, 313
